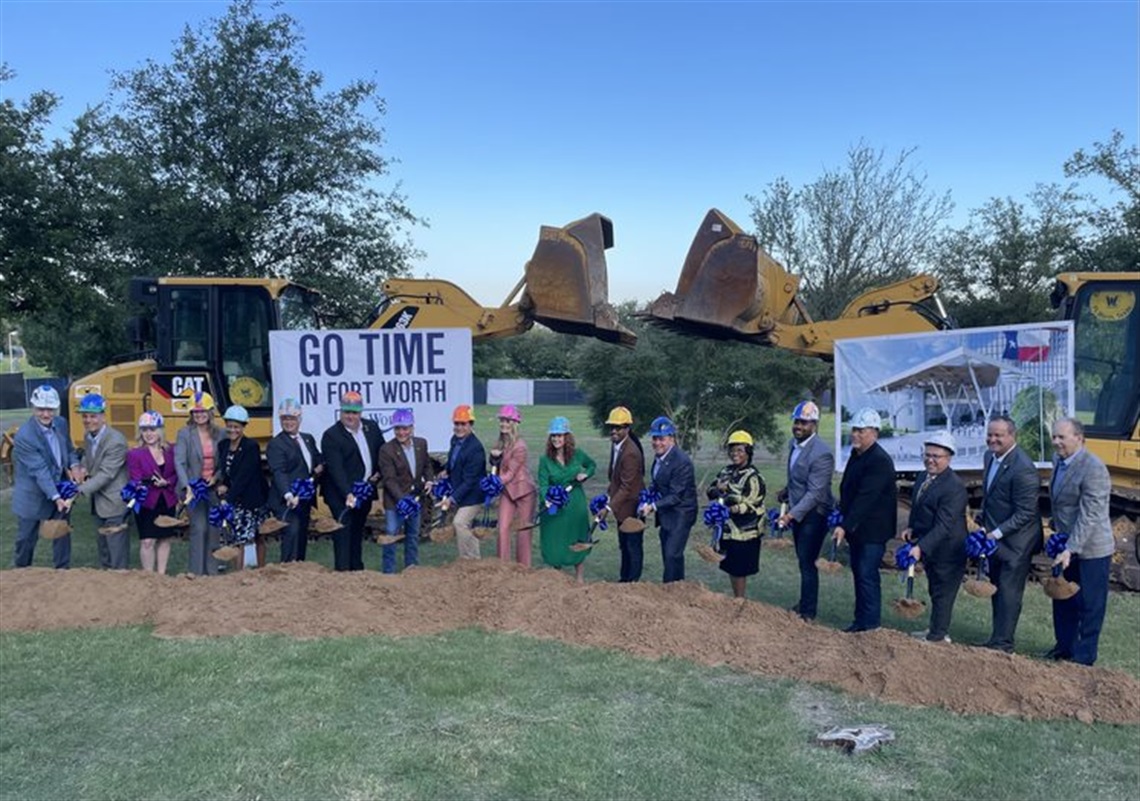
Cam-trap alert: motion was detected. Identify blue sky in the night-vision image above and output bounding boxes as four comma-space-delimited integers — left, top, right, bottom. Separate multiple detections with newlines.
2, 1, 1136, 307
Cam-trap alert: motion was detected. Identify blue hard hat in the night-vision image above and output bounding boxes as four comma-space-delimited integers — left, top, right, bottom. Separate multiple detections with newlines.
649, 416, 677, 437
77, 393, 106, 414
547, 416, 572, 435
223, 405, 250, 424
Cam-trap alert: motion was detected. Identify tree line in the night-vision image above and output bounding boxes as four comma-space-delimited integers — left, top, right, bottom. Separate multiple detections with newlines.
2, 1, 1136, 450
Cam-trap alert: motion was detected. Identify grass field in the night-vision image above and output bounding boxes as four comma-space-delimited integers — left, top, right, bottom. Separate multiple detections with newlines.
2, 404, 1139, 799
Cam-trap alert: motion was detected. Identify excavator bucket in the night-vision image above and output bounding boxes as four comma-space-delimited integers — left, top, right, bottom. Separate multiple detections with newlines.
642, 209, 804, 343
523, 214, 637, 348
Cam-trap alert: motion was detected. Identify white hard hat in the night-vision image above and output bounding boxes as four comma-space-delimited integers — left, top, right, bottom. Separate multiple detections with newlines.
850, 407, 882, 430
30, 385, 61, 409
923, 430, 956, 455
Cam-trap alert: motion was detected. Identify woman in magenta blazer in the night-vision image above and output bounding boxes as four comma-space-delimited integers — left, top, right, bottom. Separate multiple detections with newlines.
126, 411, 180, 574
489, 405, 537, 565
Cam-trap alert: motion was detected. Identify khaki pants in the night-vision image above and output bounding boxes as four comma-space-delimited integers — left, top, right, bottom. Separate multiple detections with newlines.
454, 504, 481, 560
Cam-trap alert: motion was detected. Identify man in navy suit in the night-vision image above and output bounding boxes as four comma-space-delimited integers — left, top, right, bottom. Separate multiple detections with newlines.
639, 416, 696, 583
266, 397, 325, 563
904, 430, 968, 644
439, 404, 486, 560
833, 408, 897, 633
977, 415, 1041, 653
12, 385, 81, 568
320, 391, 384, 571
1046, 417, 1114, 666
777, 401, 836, 621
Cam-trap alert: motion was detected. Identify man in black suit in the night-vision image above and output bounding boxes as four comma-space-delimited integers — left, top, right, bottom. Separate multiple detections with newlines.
977, 415, 1041, 653
266, 397, 325, 563
904, 430, 968, 644
320, 391, 384, 571
833, 408, 897, 633
639, 416, 697, 583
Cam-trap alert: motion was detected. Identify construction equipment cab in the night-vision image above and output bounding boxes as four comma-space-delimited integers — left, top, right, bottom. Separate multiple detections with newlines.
69, 277, 322, 447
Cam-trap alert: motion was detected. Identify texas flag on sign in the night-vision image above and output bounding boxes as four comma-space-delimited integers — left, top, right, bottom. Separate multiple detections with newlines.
1003, 329, 1051, 362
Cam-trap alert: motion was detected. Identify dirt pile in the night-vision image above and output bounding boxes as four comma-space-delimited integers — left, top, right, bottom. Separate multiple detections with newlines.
2, 560, 1138, 724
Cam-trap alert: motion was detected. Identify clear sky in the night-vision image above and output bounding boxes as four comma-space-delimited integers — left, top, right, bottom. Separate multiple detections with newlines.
3, 1, 1137, 308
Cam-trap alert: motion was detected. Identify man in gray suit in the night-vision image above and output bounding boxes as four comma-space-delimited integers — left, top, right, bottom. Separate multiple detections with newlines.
11, 385, 81, 568
75, 393, 131, 569
1046, 417, 1114, 666
777, 401, 835, 621
976, 415, 1041, 653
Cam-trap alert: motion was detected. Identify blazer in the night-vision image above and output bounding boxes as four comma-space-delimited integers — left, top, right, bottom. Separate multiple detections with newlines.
216, 436, 267, 510
378, 436, 433, 508
78, 425, 130, 518
496, 437, 537, 503
650, 446, 697, 531
321, 419, 385, 516
1051, 448, 1114, 559
838, 441, 897, 546
785, 434, 836, 521
11, 415, 79, 520
908, 468, 968, 562
174, 422, 227, 495
447, 433, 486, 508
126, 445, 178, 511
265, 430, 324, 515
607, 435, 645, 523
980, 445, 1042, 563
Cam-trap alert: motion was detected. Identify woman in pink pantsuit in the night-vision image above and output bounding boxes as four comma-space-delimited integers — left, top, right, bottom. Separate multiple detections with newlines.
489, 405, 537, 565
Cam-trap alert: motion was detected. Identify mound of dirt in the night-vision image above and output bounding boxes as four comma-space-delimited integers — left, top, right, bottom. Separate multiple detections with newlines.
2, 561, 1138, 724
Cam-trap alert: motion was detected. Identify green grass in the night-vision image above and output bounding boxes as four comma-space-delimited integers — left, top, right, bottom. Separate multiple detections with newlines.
1, 628, 1138, 801
3, 404, 1139, 799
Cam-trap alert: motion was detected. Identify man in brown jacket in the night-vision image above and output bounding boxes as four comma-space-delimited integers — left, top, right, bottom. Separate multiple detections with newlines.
377, 408, 433, 573
605, 406, 646, 582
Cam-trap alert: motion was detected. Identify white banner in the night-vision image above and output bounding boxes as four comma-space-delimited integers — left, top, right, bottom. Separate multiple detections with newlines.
268, 329, 473, 452
834, 321, 1075, 471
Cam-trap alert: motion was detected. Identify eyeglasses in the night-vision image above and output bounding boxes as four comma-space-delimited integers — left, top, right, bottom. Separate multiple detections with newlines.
922, 452, 949, 461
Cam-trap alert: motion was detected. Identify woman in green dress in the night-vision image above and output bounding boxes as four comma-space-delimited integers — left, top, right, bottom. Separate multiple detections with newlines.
538, 416, 597, 583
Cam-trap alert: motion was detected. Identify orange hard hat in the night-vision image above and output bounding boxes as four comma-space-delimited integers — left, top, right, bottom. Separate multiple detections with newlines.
452, 404, 476, 423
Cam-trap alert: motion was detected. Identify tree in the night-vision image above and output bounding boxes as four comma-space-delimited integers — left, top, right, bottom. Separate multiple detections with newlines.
1063, 129, 1140, 273
93, 0, 421, 326
574, 304, 829, 452
936, 185, 1081, 328
1, 67, 129, 375
747, 142, 953, 320
473, 328, 584, 380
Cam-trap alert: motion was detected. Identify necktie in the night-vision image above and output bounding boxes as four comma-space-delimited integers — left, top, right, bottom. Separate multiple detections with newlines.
985, 457, 1000, 491
916, 474, 933, 500
789, 443, 802, 473
44, 426, 62, 471
294, 435, 312, 472
1052, 460, 1068, 496
652, 457, 662, 480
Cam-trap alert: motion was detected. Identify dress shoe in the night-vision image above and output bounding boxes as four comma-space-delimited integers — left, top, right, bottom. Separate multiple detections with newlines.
842, 623, 864, 633
788, 603, 801, 614
978, 641, 1014, 654
1041, 646, 1071, 661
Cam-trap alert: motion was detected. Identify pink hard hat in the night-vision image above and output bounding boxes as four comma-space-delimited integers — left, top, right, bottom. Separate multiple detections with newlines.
498, 404, 521, 423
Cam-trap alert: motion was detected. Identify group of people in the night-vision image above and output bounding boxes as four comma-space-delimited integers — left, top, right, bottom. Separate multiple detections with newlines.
805, 404, 1114, 666
10, 385, 1116, 665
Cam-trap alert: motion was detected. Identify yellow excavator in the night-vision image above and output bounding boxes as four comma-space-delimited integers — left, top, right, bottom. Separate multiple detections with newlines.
62, 212, 632, 448
643, 208, 1140, 589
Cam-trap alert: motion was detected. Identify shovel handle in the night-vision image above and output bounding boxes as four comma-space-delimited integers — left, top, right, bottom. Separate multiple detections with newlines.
1051, 564, 1063, 578
905, 564, 916, 599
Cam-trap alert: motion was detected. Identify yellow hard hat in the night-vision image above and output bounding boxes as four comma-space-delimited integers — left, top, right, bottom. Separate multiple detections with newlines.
605, 406, 633, 426
183, 389, 216, 412
727, 430, 753, 447
452, 404, 476, 423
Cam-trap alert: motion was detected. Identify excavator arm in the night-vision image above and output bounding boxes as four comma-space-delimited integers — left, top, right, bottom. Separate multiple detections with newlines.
642, 208, 951, 358
367, 213, 636, 347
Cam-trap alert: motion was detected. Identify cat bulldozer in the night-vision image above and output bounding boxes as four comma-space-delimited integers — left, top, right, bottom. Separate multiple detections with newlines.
61, 212, 633, 449
644, 208, 1139, 588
